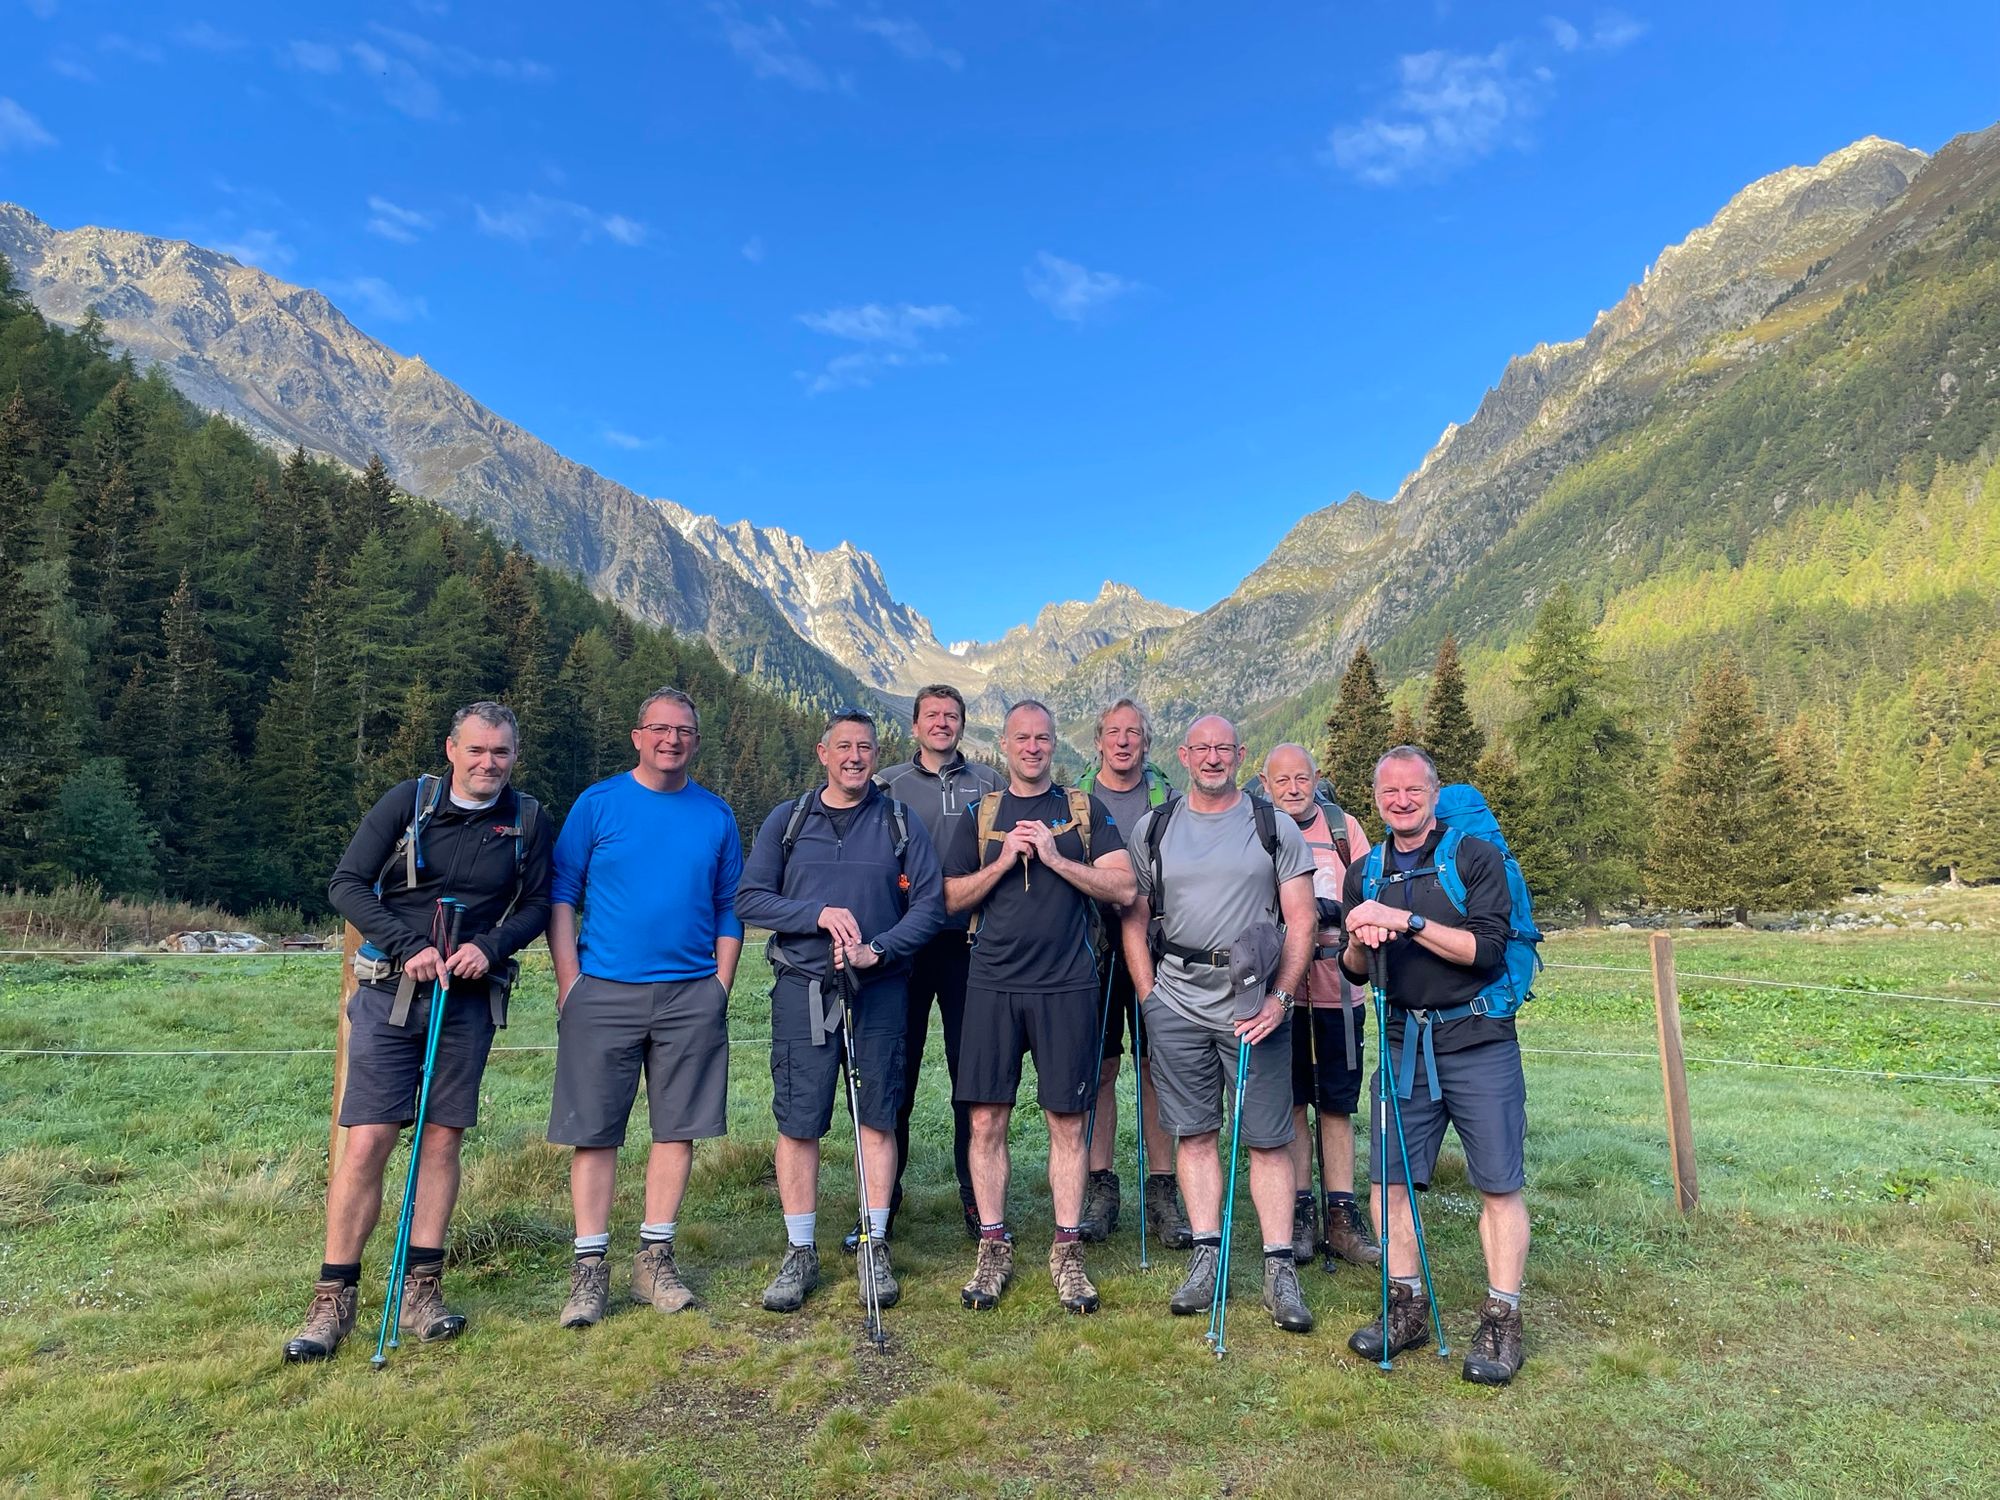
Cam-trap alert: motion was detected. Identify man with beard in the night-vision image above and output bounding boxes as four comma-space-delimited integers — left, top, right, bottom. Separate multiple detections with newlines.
945, 700, 1135, 1313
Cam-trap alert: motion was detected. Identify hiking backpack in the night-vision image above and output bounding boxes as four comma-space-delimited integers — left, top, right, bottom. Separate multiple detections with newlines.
1143, 792, 1286, 966
765, 789, 915, 976
1240, 775, 1353, 866
1079, 762, 1173, 810
966, 785, 1095, 941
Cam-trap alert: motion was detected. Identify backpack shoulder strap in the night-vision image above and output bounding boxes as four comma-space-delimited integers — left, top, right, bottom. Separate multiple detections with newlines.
1065, 786, 1093, 862
1145, 767, 1169, 807
974, 790, 1006, 866
1434, 827, 1470, 915
1361, 842, 1386, 903
777, 791, 817, 880
386, 773, 447, 892
887, 795, 909, 859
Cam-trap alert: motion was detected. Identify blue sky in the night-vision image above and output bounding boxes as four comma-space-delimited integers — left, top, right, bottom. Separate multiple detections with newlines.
3, 2, 1998, 643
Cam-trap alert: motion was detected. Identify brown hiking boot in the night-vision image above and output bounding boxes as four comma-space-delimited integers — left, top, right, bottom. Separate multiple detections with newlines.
961, 1236, 1014, 1310
560, 1256, 610, 1328
632, 1240, 695, 1312
1049, 1240, 1099, 1314
1144, 1173, 1194, 1250
1348, 1280, 1431, 1361
1462, 1297, 1526, 1385
1323, 1196, 1382, 1266
1079, 1169, 1121, 1242
399, 1268, 466, 1343
283, 1278, 358, 1362
1289, 1195, 1319, 1264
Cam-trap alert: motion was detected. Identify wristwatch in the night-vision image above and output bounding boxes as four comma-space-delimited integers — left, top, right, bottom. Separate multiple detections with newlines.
1272, 989, 1296, 1014
867, 939, 887, 959
1405, 913, 1428, 936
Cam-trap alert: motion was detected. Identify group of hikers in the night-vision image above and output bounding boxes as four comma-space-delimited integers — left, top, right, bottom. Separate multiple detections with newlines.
285, 682, 1531, 1386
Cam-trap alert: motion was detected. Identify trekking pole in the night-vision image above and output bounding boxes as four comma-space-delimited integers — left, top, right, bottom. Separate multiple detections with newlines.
1305, 1000, 1335, 1274
373, 896, 465, 1370
1129, 988, 1149, 1271
834, 954, 888, 1351
1367, 943, 1450, 1363
1082, 950, 1117, 1156
1205, 1036, 1251, 1359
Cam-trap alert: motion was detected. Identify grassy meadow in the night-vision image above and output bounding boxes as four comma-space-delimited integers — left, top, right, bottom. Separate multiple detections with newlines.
2, 889, 1997, 1499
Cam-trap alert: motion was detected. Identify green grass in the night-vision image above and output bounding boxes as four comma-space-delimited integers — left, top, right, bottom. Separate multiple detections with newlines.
2, 896, 1998, 1498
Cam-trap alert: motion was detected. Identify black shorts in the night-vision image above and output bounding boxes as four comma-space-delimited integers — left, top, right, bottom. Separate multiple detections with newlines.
1291, 1005, 1368, 1115
1096, 948, 1147, 1063
340, 980, 496, 1130
769, 972, 908, 1139
956, 984, 1099, 1115
1369, 1034, 1527, 1195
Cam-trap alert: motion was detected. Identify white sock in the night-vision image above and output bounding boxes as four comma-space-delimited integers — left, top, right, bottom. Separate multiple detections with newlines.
867, 1206, 890, 1240
783, 1212, 816, 1247
573, 1232, 610, 1258
640, 1220, 675, 1244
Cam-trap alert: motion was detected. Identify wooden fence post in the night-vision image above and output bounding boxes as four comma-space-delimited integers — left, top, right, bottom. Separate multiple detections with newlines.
329, 922, 361, 1176
1650, 931, 1698, 1214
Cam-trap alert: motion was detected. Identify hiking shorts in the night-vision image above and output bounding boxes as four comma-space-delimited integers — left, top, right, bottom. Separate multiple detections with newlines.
1096, 948, 1148, 1063
1142, 995, 1295, 1150
769, 972, 908, 1139
340, 980, 496, 1130
1368, 1034, 1526, 1194
548, 974, 730, 1147
1292, 1004, 1368, 1115
956, 984, 1099, 1114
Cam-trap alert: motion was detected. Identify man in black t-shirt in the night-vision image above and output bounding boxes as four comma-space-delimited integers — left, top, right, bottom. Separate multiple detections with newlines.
944, 700, 1136, 1315
1340, 745, 1528, 1386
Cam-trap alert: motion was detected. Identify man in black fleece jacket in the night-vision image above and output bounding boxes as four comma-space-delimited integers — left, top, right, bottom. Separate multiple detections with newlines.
285, 701, 552, 1363
736, 708, 945, 1314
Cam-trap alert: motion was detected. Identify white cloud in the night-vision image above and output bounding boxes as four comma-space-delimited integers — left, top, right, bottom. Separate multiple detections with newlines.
363, 24, 551, 82
741, 234, 767, 264
287, 40, 343, 73
365, 195, 433, 243
1545, 16, 1582, 51
99, 34, 164, 64
48, 54, 96, 84
1546, 11, 1646, 52
600, 427, 656, 450
712, 4, 830, 91
213, 228, 296, 272
1024, 252, 1140, 323
474, 193, 648, 248
348, 39, 445, 119
1326, 45, 1541, 186
0, 98, 57, 152
796, 301, 967, 394
175, 22, 245, 52
328, 276, 429, 323
852, 15, 962, 70
24, 0, 58, 17
284, 28, 546, 121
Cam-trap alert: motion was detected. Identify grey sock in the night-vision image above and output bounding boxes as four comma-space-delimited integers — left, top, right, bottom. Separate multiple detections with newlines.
1394, 1273, 1424, 1298
1487, 1285, 1520, 1310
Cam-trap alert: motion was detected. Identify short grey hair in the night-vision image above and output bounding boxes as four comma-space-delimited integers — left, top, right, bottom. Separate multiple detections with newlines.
1004, 698, 1056, 733
821, 707, 877, 744
1094, 697, 1153, 754
636, 686, 700, 731
450, 700, 518, 743
1374, 744, 1439, 789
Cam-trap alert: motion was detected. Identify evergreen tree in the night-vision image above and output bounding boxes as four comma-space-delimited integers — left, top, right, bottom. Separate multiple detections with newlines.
1774, 715, 1862, 904
52, 757, 160, 896
332, 532, 415, 793
1423, 633, 1486, 784
344, 453, 400, 538
1509, 587, 1648, 924
1645, 656, 1790, 923
1903, 733, 1975, 886
1389, 702, 1421, 751
1322, 645, 1392, 831
252, 560, 357, 905
0, 389, 70, 884
381, 679, 450, 786
1954, 758, 2000, 885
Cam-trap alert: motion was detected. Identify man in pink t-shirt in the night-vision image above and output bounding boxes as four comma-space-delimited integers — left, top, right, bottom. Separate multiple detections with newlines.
1260, 743, 1382, 1271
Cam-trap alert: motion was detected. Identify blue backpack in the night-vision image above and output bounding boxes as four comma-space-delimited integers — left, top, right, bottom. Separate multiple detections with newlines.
1360, 783, 1543, 1097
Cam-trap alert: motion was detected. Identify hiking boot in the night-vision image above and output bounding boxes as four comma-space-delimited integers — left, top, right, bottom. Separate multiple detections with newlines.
961, 1237, 1014, 1310
1323, 1197, 1381, 1266
1290, 1195, 1319, 1265
1079, 1169, 1121, 1243
1263, 1256, 1314, 1334
1144, 1173, 1194, 1250
1461, 1297, 1526, 1385
399, 1268, 466, 1343
632, 1240, 695, 1313
559, 1256, 610, 1328
858, 1238, 901, 1310
1348, 1281, 1431, 1361
282, 1278, 358, 1362
1049, 1240, 1099, 1314
761, 1243, 821, 1314
843, 1186, 904, 1253
1168, 1243, 1220, 1316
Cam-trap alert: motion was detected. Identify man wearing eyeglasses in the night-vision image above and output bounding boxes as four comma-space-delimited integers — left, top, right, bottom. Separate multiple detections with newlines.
546, 687, 744, 1330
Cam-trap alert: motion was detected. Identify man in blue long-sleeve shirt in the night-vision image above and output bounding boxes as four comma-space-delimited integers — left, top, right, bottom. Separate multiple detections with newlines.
547, 687, 744, 1330
736, 708, 945, 1314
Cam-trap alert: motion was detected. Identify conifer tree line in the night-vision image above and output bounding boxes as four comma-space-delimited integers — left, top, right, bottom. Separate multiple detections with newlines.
0, 268, 826, 917
1322, 589, 2000, 924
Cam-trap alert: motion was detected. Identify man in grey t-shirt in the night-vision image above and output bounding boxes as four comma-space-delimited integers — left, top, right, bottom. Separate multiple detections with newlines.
1120, 715, 1320, 1335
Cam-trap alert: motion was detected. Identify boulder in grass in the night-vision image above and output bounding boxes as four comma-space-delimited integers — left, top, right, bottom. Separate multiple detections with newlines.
159, 931, 268, 953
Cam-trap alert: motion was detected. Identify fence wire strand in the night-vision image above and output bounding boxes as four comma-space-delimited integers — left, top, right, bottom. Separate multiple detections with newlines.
1543, 961, 2000, 1010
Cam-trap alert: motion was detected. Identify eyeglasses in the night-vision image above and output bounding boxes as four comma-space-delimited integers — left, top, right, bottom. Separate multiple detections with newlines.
638, 723, 698, 740
1186, 743, 1241, 759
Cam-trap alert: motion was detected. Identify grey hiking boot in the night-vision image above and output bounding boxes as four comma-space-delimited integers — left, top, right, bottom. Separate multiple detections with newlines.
961, 1236, 1014, 1310
399, 1268, 466, 1343
1263, 1255, 1314, 1333
859, 1238, 901, 1310
1144, 1173, 1194, 1250
1349, 1281, 1431, 1361
1462, 1297, 1526, 1385
1290, 1195, 1319, 1265
1169, 1243, 1220, 1316
1049, 1240, 1099, 1314
1323, 1196, 1382, 1267
632, 1240, 695, 1313
1079, 1169, 1121, 1242
761, 1243, 821, 1314
283, 1278, 358, 1362
560, 1256, 610, 1328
